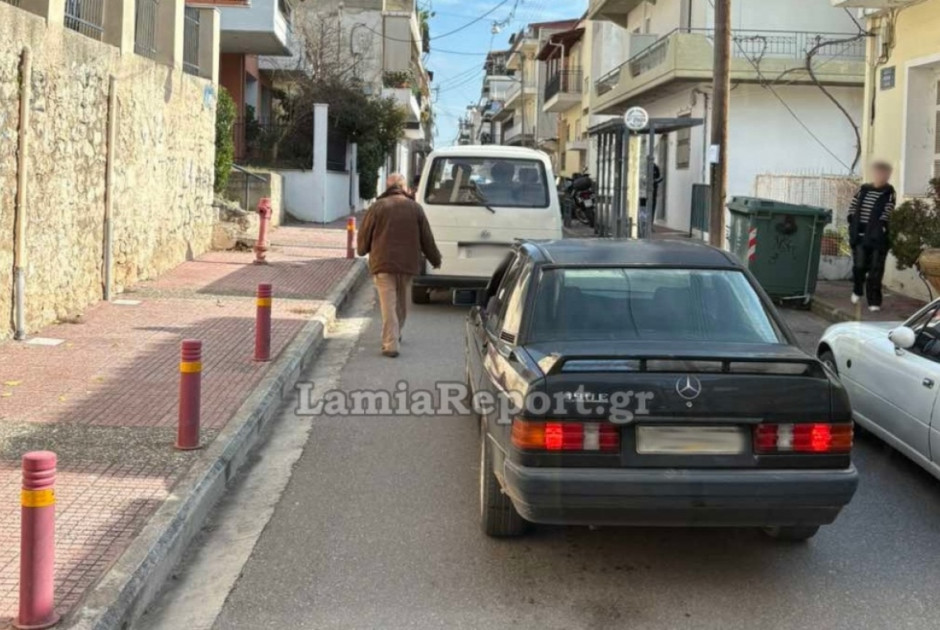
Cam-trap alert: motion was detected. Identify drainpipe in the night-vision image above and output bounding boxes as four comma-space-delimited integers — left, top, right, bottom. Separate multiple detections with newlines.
103, 76, 117, 301
13, 47, 31, 340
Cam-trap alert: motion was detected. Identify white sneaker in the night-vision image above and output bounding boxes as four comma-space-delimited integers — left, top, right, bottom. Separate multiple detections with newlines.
850, 293, 861, 305
869, 306, 881, 312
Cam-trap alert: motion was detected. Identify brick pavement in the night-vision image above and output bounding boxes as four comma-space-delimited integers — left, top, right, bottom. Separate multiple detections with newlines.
0, 223, 356, 626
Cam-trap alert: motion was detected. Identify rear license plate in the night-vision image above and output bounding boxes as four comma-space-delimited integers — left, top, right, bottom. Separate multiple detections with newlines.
636, 426, 746, 455
582, 199, 594, 208
458, 244, 509, 259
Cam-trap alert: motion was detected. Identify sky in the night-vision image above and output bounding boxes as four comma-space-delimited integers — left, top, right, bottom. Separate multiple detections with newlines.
422, 0, 589, 146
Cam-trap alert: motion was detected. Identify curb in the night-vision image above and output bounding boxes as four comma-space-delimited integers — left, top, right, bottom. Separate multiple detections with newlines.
810, 296, 856, 324
68, 259, 369, 630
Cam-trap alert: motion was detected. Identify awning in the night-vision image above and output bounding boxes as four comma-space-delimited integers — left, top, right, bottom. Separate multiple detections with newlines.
536, 28, 585, 61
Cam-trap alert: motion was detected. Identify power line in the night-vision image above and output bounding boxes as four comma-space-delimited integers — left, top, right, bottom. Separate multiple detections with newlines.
358, 0, 512, 44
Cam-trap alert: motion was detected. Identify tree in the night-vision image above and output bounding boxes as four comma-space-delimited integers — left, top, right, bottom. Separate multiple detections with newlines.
254, 2, 410, 198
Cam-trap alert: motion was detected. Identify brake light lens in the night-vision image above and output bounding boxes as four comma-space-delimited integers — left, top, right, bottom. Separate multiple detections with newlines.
512, 420, 619, 452
754, 423, 853, 454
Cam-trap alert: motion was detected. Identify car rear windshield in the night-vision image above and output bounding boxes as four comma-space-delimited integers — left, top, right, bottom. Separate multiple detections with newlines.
529, 268, 783, 344
424, 157, 549, 208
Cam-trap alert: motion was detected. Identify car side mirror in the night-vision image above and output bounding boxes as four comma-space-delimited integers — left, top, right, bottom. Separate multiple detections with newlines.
889, 326, 916, 350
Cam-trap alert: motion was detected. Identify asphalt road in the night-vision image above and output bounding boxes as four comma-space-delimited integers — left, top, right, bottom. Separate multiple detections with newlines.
143, 289, 940, 630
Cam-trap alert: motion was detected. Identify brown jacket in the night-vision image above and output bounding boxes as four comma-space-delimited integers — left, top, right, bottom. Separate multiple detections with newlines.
357, 187, 442, 275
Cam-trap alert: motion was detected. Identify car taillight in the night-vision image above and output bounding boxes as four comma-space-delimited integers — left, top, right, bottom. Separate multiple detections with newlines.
512, 420, 619, 452
754, 423, 853, 454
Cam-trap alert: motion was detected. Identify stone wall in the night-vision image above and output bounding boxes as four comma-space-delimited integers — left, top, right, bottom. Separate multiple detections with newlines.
0, 4, 216, 337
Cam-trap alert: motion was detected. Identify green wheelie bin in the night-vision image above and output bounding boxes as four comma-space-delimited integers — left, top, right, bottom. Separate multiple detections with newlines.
727, 196, 832, 304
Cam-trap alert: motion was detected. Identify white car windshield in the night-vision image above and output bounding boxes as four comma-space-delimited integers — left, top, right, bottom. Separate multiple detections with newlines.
424, 157, 549, 208
530, 268, 783, 344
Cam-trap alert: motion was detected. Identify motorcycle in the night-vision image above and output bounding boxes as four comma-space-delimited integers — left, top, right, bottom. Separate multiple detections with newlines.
558, 172, 596, 228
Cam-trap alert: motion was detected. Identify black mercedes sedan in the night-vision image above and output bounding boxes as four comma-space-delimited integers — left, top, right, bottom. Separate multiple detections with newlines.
465, 239, 858, 541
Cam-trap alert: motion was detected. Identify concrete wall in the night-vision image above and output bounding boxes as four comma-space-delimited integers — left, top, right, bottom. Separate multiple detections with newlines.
225, 170, 285, 225
326, 172, 351, 222
0, 4, 216, 337
281, 170, 356, 223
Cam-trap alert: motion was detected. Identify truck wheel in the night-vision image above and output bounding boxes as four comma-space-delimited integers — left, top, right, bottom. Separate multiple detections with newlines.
763, 525, 820, 542
480, 420, 527, 537
412, 287, 431, 304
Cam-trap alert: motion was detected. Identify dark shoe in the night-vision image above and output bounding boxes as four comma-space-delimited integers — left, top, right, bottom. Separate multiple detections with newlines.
382, 350, 400, 358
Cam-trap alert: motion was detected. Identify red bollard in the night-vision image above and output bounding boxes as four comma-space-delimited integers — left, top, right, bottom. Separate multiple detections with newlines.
255, 284, 272, 362
346, 217, 356, 260
15, 451, 60, 630
254, 197, 273, 265
176, 340, 203, 450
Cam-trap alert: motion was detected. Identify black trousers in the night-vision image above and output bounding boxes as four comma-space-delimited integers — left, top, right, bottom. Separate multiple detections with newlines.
852, 243, 888, 306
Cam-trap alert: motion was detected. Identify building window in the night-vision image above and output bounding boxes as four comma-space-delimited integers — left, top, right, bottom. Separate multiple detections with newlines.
676, 114, 691, 170
64, 0, 105, 40
134, 0, 159, 59
182, 7, 200, 76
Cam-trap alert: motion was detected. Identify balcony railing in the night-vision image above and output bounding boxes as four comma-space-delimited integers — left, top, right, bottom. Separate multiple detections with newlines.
595, 28, 867, 97
545, 68, 583, 102
134, 0, 158, 59
182, 7, 200, 76
1, 0, 21, 6
65, 0, 105, 40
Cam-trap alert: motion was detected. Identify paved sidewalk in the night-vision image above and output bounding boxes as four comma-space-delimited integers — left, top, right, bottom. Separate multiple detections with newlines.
811, 280, 929, 324
0, 224, 355, 627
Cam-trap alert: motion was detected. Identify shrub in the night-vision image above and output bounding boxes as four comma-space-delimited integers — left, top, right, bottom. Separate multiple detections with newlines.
889, 178, 940, 270
214, 86, 237, 194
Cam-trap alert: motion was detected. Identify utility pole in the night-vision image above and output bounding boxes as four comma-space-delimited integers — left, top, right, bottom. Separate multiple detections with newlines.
709, 0, 731, 248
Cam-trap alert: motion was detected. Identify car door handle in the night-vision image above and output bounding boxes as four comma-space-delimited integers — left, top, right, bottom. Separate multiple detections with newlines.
924, 378, 935, 389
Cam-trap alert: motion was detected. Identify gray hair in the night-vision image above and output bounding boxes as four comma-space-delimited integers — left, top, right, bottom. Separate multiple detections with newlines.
387, 173, 407, 189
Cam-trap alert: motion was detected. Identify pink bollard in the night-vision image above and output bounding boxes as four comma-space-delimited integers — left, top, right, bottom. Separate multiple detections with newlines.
15, 451, 60, 629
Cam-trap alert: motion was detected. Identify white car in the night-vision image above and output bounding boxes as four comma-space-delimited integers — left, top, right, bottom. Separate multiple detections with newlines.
412, 146, 563, 303
818, 300, 940, 479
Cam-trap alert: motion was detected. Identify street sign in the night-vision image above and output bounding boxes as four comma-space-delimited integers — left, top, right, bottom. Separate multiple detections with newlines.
624, 107, 650, 132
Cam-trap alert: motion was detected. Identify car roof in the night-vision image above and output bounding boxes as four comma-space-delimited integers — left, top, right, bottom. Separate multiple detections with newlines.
522, 239, 741, 268
428, 145, 550, 161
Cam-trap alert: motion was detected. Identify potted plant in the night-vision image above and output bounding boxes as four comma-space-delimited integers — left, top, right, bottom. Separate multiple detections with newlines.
383, 70, 412, 89
889, 177, 940, 292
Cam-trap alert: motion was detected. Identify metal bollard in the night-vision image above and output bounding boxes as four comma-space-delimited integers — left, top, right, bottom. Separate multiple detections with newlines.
254, 197, 273, 265
176, 340, 203, 450
255, 284, 272, 362
346, 217, 356, 260
15, 451, 60, 630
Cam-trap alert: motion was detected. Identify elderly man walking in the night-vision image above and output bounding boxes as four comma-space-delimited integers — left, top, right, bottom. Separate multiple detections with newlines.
357, 174, 442, 358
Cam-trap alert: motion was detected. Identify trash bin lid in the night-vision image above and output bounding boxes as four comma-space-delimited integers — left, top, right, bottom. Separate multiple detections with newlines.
727, 196, 831, 217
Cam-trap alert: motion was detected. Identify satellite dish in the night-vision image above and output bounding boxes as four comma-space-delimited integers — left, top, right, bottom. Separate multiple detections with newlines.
624, 106, 650, 131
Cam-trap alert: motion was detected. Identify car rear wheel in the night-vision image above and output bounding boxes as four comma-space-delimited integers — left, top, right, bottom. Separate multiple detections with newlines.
763, 525, 820, 542
480, 420, 527, 537
412, 287, 431, 304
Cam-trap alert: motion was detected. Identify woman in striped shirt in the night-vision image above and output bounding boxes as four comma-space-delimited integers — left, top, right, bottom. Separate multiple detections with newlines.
848, 162, 896, 312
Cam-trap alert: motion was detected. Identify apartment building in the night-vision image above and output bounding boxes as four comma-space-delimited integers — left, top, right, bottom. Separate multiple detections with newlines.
218, 0, 295, 160
537, 19, 593, 176
492, 19, 580, 161
587, 0, 867, 233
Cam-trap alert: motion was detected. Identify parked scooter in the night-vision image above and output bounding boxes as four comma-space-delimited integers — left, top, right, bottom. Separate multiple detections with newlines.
557, 172, 596, 228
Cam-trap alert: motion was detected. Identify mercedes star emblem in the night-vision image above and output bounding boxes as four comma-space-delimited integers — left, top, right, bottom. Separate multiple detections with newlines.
675, 375, 703, 401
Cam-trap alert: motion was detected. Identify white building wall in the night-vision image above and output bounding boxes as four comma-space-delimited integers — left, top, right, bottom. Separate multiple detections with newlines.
646, 83, 863, 232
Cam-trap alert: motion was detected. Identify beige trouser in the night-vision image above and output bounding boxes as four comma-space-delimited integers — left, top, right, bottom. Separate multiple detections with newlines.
373, 273, 412, 353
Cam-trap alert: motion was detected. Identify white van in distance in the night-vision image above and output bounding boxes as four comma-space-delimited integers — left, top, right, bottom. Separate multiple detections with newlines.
412, 146, 563, 303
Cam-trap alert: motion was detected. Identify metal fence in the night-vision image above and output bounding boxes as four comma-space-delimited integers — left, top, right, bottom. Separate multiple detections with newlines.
754, 173, 859, 230
710, 29, 867, 61
65, 0, 105, 40
134, 0, 158, 59
182, 7, 200, 76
